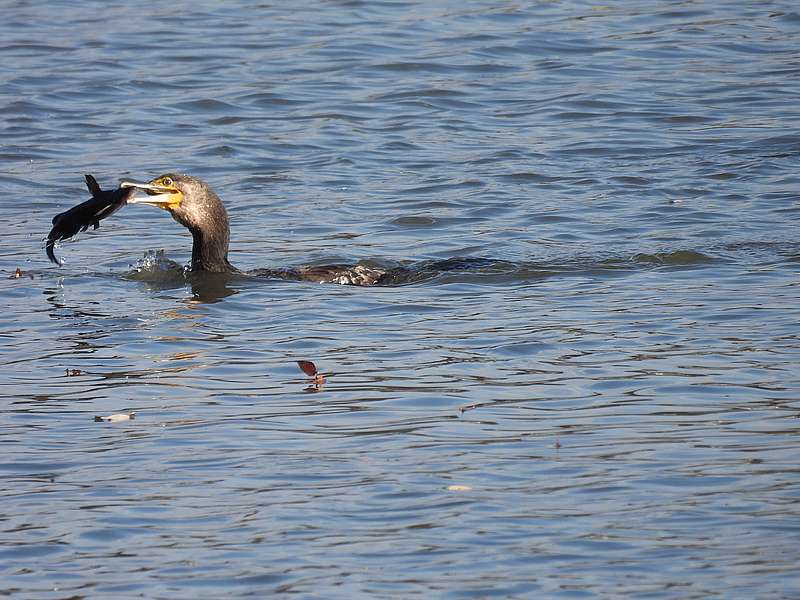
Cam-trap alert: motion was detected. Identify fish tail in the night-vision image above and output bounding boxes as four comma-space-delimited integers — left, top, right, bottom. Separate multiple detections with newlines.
45, 238, 61, 265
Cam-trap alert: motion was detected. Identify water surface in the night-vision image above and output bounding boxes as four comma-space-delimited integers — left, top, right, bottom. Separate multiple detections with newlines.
1, 1, 799, 598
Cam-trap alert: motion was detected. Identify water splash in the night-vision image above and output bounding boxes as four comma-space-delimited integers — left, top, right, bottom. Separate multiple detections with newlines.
127, 249, 186, 282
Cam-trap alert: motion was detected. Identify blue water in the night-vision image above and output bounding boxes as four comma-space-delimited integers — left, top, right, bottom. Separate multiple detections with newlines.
2, 1, 799, 597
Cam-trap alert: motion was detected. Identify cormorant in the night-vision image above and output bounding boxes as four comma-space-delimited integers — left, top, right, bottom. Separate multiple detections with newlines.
47, 173, 389, 286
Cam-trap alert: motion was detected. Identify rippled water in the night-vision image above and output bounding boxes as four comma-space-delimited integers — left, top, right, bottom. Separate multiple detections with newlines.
2, 1, 800, 597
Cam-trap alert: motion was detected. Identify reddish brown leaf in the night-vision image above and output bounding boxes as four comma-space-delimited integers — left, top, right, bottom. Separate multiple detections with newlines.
14, 267, 22, 278
296, 360, 318, 376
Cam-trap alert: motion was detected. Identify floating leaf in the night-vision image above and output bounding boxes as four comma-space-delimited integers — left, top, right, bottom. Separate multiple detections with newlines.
297, 360, 318, 376
10, 267, 32, 279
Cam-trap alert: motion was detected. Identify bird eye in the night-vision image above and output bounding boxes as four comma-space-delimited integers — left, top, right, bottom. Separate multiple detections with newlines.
162, 177, 173, 187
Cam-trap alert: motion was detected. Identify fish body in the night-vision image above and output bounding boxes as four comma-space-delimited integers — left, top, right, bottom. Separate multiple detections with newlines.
46, 174, 134, 265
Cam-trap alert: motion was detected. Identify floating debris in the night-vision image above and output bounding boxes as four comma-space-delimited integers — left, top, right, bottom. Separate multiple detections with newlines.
65, 368, 83, 377
296, 360, 326, 386
447, 485, 473, 492
297, 360, 318, 376
94, 412, 135, 423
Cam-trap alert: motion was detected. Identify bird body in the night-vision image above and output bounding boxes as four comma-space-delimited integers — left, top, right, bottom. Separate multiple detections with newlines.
47, 173, 388, 285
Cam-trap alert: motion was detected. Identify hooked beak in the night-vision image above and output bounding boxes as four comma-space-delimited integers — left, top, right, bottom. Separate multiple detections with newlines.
120, 180, 181, 209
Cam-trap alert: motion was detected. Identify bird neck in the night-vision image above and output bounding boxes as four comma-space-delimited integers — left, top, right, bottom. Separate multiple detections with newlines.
188, 220, 235, 273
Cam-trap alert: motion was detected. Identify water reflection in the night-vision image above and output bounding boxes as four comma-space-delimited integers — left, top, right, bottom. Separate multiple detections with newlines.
186, 274, 239, 304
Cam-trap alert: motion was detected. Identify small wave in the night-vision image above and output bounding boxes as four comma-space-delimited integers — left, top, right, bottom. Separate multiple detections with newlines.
118, 249, 720, 292
169, 99, 242, 113
629, 250, 716, 266
381, 251, 719, 285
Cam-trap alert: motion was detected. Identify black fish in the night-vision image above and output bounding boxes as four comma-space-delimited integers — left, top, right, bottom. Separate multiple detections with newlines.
46, 174, 134, 265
